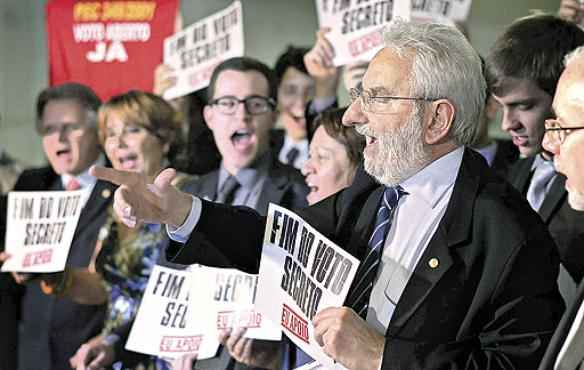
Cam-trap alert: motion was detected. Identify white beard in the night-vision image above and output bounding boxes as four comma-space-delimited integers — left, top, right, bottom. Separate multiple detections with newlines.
355, 105, 432, 186
568, 188, 584, 211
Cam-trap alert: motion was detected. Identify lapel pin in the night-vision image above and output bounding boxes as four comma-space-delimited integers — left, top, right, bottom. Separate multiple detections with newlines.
101, 189, 112, 199
428, 258, 439, 269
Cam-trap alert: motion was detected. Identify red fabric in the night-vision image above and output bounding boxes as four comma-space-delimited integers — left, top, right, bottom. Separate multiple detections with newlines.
46, 0, 179, 101
65, 178, 81, 191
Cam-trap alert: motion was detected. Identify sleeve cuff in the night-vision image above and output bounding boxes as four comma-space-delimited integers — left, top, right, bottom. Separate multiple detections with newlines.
166, 195, 202, 243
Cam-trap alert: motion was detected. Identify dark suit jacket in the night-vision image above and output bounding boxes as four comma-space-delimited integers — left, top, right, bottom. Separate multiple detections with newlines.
168, 156, 308, 370
269, 98, 339, 161
170, 148, 564, 369
0, 166, 114, 370
507, 157, 584, 284
539, 281, 584, 370
490, 139, 519, 178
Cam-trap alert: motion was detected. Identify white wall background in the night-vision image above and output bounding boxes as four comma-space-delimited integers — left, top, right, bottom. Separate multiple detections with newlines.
0, 0, 560, 166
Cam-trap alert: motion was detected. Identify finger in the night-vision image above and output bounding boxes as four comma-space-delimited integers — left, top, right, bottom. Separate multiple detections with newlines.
312, 306, 338, 324
225, 326, 246, 351
151, 168, 178, 194
241, 339, 253, 363
319, 36, 335, 60
87, 350, 106, 370
231, 336, 250, 360
113, 188, 137, 228
316, 27, 331, 39
90, 165, 139, 187
0, 252, 11, 262
218, 329, 231, 345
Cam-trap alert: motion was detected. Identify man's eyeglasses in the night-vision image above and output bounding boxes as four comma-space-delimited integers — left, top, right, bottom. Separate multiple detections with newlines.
209, 96, 276, 116
349, 87, 436, 114
38, 122, 87, 137
544, 118, 584, 146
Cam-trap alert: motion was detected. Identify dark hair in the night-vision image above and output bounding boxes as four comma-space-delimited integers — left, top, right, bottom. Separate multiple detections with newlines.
207, 57, 278, 102
36, 82, 102, 132
486, 14, 584, 97
274, 45, 310, 86
313, 107, 364, 167
98, 90, 184, 165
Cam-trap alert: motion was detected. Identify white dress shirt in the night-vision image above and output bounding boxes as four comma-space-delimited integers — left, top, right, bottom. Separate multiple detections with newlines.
61, 157, 103, 208
366, 147, 464, 333
278, 135, 309, 170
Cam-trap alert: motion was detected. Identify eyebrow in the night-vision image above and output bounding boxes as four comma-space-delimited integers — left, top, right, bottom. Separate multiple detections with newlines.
367, 86, 395, 95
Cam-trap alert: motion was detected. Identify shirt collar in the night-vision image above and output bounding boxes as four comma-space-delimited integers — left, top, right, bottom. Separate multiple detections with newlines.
282, 135, 309, 153
399, 146, 464, 209
219, 151, 272, 189
530, 153, 555, 172
474, 141, 498, 166
61, 155, 104, 189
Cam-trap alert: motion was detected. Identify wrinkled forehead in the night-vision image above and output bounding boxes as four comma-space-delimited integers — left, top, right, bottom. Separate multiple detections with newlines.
361, 48, 413, 93
553, 71, 584, 119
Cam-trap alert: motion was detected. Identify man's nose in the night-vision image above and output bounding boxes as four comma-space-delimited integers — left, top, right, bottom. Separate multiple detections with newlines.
342, 100, 366, 127
500, 108, 521, 133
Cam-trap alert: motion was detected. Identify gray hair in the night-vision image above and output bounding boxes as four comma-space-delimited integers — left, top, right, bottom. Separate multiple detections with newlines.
565, 45, 584, 67
382, 20, 486, 146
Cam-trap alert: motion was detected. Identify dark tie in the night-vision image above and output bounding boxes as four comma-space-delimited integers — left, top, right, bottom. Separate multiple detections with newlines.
345, 185, 407, 318
285, 147, 300, 165
216, 175, 241, 205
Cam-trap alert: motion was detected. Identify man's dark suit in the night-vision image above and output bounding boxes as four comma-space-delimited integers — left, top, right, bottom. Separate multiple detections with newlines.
169, 148, 564, 369
170, 155, 308, 370
507, 157, 584, 284
0, 166, 114, 370
490, 139, 519, 178
539, 281, 584, 370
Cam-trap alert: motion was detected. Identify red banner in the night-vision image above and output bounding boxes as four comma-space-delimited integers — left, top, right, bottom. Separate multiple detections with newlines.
47, 0, 179, 100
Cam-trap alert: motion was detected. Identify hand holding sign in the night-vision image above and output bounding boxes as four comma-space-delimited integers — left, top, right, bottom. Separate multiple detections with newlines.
220, 328, 281, 370
153, 63, 178, 96
69, 334, 115, 370
313, 307, 384, 370
558, 0, 584, 24
305, 27, 341, 99
90, 166, 193, 228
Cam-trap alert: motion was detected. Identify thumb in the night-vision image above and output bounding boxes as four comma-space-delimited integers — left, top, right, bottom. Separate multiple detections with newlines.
87, 351, 106, 370
150, 168, 177, 195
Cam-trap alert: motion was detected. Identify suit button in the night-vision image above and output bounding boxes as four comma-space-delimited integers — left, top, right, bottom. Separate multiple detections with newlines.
428, 258, 439, 269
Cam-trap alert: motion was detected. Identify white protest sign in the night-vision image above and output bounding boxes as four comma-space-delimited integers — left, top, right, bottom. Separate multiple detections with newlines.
315, 0, 397, 66
256, 204, 359, 369
162, 1, 244, 100
125, 265, 220, 360
393, 0, 473, 24
190, 266, 282, 341
2, 190, 85, 273
412, 0, 472, 23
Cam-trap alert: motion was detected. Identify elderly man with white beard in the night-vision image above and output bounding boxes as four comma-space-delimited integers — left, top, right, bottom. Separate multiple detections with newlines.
538, 46, 584, 370
92, 20, 564, 370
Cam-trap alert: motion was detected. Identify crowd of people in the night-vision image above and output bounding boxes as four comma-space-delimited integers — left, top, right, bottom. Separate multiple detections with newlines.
3, 1, 584, 370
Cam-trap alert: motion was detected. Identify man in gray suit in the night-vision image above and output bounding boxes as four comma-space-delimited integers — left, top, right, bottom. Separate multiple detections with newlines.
169, 57, 309, 370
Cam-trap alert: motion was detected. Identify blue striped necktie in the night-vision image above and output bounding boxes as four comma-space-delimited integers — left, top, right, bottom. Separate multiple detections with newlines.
346, 185, 407, 318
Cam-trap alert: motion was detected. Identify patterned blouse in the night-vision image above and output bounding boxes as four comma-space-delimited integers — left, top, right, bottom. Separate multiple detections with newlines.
95, 173, 192, 370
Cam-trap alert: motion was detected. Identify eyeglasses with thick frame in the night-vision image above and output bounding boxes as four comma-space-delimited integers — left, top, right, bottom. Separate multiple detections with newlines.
544, 118, 584, 146
209, 95, 276, 116
349, 86, 437, 114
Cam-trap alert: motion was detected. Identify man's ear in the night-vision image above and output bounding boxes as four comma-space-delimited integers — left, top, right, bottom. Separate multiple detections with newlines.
203, 105, 215, 131
425, 99, 455, 145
